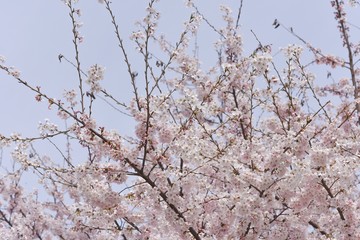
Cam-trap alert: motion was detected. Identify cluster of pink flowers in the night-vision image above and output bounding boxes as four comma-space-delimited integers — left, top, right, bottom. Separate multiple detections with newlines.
184, 13, 202, 35
86, 64, 105, 93
251, 54, 272, 75
282, 44, 303, 59
315, 54, 345, 68
63, 89, 77, 107
38, 119, 59, 137
1, 0, 360, 239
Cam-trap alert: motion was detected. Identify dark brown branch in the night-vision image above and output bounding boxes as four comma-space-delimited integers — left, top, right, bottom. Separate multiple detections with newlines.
308, 220, 328, 236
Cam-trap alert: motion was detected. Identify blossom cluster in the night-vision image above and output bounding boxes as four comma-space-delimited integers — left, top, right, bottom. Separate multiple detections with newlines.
143, 4, 160, 36
251, 54, 272, 75
1, 1, 360, 239
315, 54, 345, 68
184, 13, 202, 34
282, 44, 303, 59
63, 89, 77, 107
38, 119, 59, 136
86, 64, 105, 93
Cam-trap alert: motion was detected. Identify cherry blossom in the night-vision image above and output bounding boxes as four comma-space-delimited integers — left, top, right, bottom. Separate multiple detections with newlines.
1, 0, 360, 239
86, 64, 105, 93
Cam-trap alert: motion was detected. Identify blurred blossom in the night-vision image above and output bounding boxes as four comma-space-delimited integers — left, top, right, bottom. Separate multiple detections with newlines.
86, 64, 105, 93
282, 44, 303, 59
38, 119, 59, 136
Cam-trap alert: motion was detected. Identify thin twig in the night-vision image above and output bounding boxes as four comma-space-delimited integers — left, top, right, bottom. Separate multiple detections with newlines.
67, 1, 85, 113
235, 0, 244, 29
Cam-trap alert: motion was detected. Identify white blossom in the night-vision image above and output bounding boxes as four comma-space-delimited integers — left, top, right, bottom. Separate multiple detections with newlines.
86, 64, 105, 93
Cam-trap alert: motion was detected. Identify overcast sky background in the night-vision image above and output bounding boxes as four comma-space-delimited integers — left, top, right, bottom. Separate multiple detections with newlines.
0, 1, 359, 177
